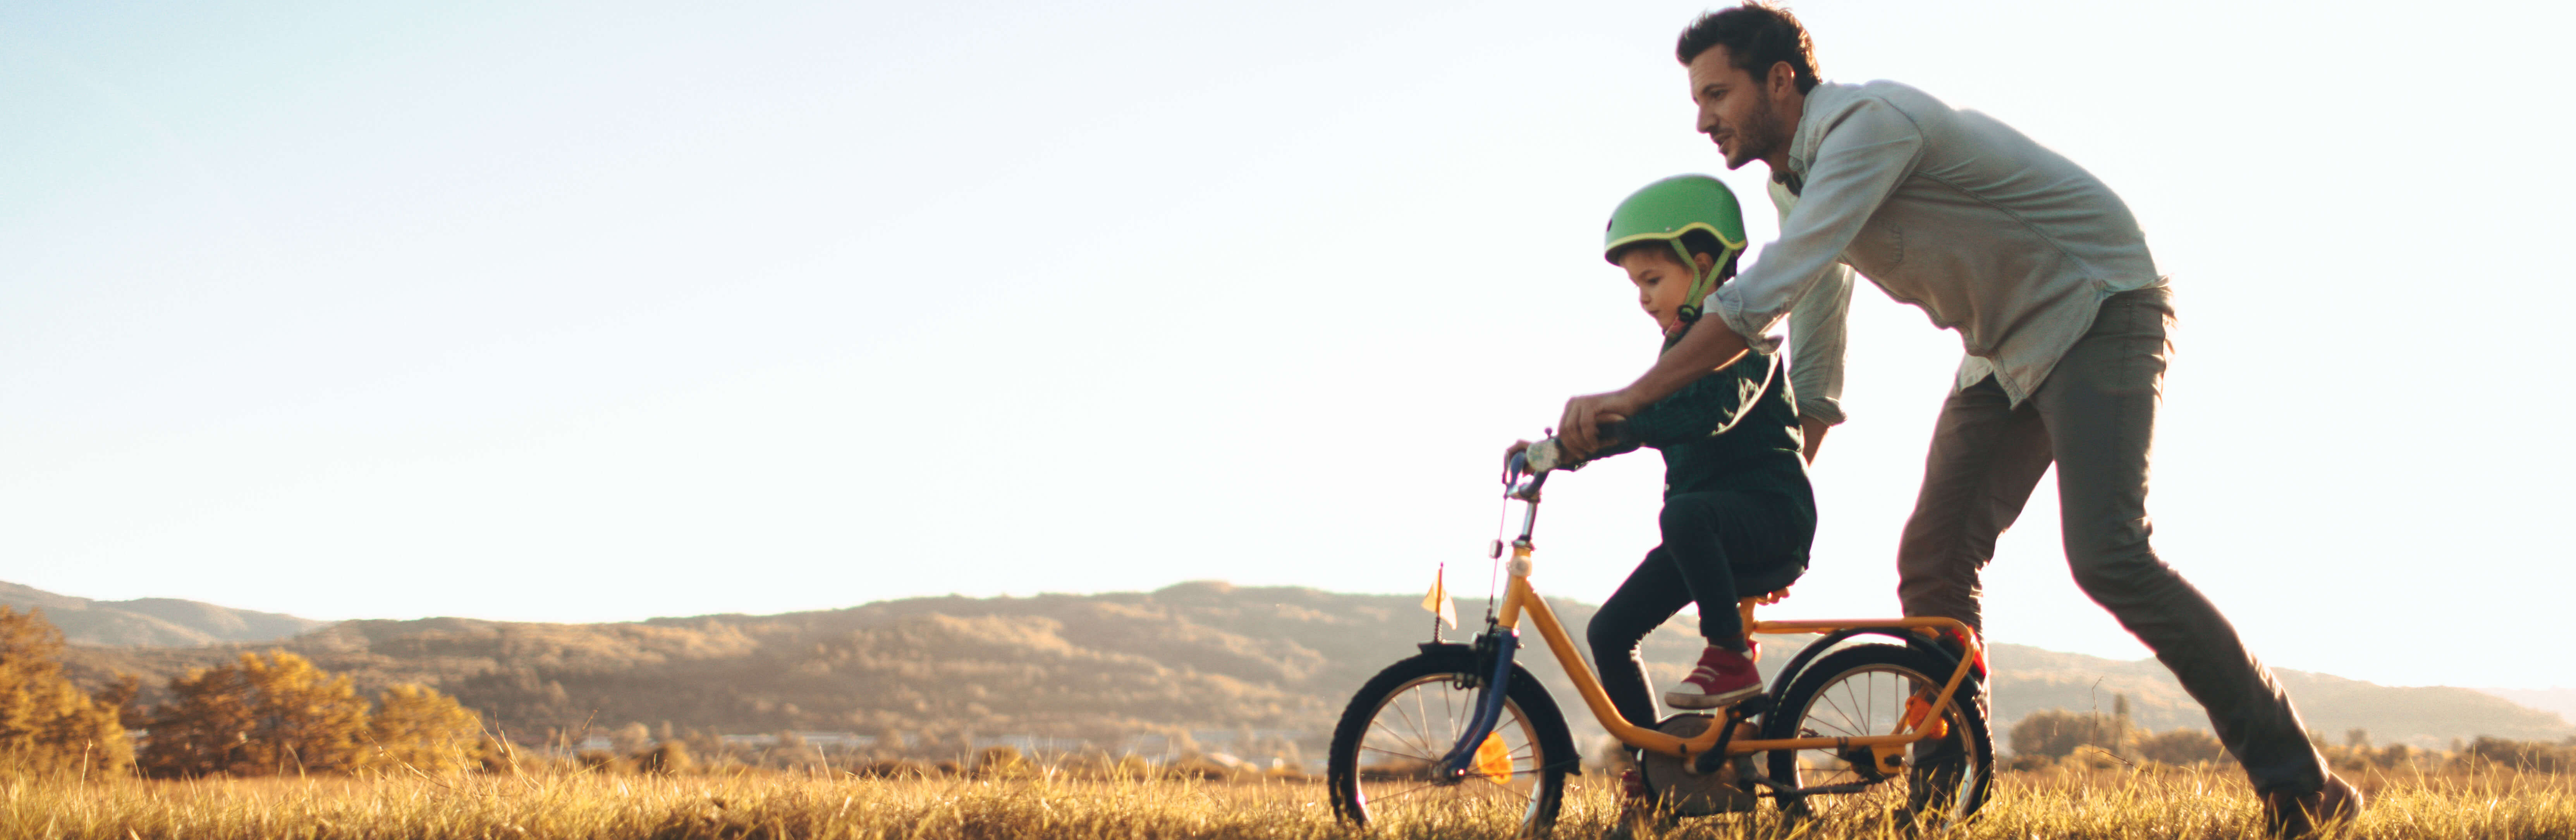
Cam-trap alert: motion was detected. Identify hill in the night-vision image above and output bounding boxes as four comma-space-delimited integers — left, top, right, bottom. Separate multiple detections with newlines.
2476, 687, 2576, 726
52, 581, 2571, 754
0, 581, 327, 647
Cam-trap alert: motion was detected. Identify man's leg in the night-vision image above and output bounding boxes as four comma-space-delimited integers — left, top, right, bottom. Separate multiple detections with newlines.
1588, 549, 1696, 728
1895, 377, 2055, 630
2031, 287, 2326, 796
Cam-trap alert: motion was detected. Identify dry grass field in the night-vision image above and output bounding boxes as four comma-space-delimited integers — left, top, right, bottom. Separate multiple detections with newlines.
2, 765, 2572, 839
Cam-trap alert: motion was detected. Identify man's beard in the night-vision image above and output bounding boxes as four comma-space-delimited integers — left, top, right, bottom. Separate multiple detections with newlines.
1725, 96, 1790, 171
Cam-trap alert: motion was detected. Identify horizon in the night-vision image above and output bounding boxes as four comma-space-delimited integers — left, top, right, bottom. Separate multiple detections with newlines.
19, 575, 2576, 696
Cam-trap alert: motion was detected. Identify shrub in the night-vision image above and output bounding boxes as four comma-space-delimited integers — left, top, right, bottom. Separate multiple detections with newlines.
2009, 709, 2130, 759
2134, 728, 2230, 766
577, 750, 633, 774
2466, 737, 2576, 773
2005, 754, 2055, 772
974, 745, 1035, 778
636, 741, 695, 775
852, 759, 935, 778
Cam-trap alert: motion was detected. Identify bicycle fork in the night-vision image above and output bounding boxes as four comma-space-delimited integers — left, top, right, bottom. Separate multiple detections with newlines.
1434, 625, 1521, 782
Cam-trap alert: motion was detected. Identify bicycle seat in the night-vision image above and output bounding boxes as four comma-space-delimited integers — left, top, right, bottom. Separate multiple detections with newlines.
1734, 588, 1791, 641
1732, 559, 1804, 600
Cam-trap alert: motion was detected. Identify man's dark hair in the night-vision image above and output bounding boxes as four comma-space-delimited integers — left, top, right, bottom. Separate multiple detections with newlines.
1675, 3, 1819, 94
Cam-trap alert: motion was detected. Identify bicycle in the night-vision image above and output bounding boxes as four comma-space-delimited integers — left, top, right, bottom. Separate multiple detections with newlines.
1324, 440, 1993, 835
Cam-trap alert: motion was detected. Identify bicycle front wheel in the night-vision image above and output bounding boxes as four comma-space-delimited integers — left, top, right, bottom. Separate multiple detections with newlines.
1325, 646, 1574, 835
1763, 642, 1993, 830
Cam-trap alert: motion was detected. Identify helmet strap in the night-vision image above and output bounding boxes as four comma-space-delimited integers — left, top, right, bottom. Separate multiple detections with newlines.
1673, 241, 1746, 326
1669, 242, 1710, 325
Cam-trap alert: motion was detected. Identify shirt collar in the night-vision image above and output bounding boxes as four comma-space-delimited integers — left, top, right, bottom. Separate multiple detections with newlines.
1782, 81, 1853, 184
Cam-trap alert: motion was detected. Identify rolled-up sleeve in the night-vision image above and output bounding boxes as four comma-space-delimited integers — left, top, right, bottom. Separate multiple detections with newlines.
1766, 177, 1853, 427
1711, 98, 1923, 355
1786, 263, 1851, 425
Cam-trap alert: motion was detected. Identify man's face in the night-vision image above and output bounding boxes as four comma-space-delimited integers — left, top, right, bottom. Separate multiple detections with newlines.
1688, 46, 1790, 171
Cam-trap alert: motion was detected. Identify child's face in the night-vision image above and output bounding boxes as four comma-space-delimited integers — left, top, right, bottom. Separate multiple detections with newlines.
1618, 247, 1708, 337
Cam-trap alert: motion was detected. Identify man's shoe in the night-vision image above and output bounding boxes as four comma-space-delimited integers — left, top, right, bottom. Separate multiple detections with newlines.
2262, 772, 2364, 838
1665, 644, 1762, 709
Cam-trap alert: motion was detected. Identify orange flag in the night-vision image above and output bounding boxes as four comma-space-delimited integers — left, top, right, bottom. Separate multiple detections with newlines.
1421, 567, 1458, 628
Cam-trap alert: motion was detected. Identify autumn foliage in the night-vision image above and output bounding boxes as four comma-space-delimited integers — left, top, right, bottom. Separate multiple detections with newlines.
0, 607, 133, 776
0, 604, 493, 780
137, 650, 490, 778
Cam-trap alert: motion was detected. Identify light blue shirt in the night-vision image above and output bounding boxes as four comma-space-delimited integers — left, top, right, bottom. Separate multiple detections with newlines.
1713, 80, 2168, 408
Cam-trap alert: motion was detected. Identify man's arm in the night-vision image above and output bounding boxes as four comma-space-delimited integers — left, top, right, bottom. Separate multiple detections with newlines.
1620, 356, 1773, 448
1566, 98, 1921, 456
1557, 320, 1750, 455
1787, 263, 1851, 464
1800, 416, 1829, 463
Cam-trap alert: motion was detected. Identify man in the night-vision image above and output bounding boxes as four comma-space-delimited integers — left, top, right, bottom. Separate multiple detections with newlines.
1554, 5, 2361, 835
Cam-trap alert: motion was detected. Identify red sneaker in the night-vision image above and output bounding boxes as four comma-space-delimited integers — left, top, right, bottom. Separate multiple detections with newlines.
1619, 767, 1652, 801
1665, 643, 1762, 709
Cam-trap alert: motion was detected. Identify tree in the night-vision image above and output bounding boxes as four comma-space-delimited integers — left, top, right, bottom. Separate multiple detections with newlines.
0, 607, 133, 777
138, 660, 256, 777
2009, 709, 2129, 759
93, 674, 146, 732
367, 684, 486, 775
241, 651, 371, 774
141, 651, 370, 777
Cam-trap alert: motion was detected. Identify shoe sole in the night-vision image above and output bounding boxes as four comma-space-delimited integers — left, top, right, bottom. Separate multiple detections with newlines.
1663, 685, 1763, 709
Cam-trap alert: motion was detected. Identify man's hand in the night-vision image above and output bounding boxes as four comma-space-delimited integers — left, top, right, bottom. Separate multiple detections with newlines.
1560, 315, 1756, 456
1557, 392, 1643, 457
1799, 416, 1830, 464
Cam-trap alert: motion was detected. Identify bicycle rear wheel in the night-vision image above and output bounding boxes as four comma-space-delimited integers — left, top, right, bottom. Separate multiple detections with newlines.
1762, 642, 1992, 830
1326, 646, 1574, 835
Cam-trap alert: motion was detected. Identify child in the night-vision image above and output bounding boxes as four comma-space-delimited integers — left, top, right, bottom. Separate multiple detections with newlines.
1518, 174, 1815, 720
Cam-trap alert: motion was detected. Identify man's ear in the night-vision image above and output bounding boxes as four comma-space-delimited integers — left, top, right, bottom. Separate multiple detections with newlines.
1768, 60, 1797, 97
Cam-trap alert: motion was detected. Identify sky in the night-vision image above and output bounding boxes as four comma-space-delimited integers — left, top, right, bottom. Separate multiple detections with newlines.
5, 1, 2574, 690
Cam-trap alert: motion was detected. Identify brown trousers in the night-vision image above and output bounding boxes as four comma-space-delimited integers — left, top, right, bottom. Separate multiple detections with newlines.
1894, 286, 2327, 795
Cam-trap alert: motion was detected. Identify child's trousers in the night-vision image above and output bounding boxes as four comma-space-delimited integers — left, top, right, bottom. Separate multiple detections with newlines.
1586, 490, 1811, 729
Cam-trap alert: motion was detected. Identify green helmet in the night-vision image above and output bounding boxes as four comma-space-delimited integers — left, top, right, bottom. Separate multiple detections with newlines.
1603, 175, 1749, 323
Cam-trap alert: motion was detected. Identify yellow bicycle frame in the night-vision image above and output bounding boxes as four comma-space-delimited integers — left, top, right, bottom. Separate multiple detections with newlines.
1491, 542, 1981, 762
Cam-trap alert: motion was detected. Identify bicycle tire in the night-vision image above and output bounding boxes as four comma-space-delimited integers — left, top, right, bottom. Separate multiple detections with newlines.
1326, 646, 1576, 835
1761, 642, 1993, 830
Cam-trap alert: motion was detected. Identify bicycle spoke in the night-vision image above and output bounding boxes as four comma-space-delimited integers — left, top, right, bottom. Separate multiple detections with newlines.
1372, 711, 1435, 764
1398, 684, 1452, 758
1361, 744, 1438, 763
